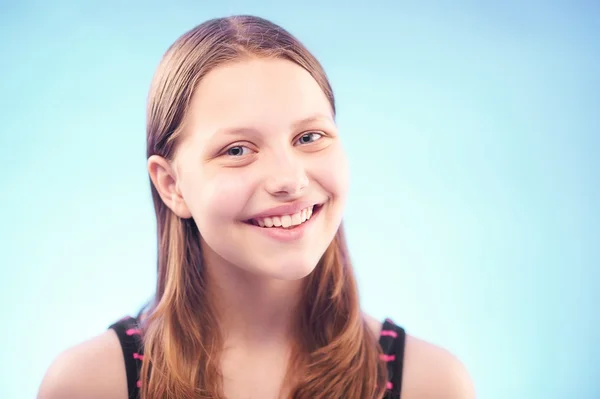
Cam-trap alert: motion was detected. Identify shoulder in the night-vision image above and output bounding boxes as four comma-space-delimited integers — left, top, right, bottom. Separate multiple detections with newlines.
37, 330, 128, 399
364, 314, 476, 399
402, 334, 475, 399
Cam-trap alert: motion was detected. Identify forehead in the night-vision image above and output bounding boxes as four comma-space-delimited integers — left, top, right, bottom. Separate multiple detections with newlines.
185, 57, 333, 137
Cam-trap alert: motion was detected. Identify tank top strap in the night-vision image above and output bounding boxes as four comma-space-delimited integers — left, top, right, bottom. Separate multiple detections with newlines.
378, 318, 407, 398
109, 316, 143, 399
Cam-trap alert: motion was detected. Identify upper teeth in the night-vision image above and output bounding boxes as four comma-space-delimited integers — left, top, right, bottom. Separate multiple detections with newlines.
255, 206, 314, 228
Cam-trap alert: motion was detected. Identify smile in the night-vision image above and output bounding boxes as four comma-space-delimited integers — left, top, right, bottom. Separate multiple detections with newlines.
247, 204, 323, 229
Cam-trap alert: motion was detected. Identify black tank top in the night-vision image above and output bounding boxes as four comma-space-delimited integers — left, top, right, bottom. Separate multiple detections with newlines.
109, 316, 406, 398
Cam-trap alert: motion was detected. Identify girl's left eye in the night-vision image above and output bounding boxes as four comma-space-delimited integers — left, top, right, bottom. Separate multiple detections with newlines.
296, 132, 323, 145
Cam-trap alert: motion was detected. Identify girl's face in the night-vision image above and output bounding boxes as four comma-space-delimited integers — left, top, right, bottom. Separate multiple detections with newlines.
151, 57, 349, 281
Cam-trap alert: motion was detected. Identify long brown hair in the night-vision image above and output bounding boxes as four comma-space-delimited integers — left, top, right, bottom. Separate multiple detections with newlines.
141, 15, 388, 399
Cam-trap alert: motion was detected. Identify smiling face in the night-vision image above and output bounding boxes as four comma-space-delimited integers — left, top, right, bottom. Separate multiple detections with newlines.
150, 57, 349, 281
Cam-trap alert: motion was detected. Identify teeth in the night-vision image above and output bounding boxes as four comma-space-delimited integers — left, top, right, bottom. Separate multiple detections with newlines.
291, 212, 302, 225
254, 206, 316, 229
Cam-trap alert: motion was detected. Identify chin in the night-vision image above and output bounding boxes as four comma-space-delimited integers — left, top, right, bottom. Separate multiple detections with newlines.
255, 258, 320, 281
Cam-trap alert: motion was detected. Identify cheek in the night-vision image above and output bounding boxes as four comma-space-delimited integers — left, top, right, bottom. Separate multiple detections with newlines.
183, 169, 255, 225
311, 143, 350, 202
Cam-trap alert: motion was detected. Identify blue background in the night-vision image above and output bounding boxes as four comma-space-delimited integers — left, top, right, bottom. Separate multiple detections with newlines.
1, 1, 598, 398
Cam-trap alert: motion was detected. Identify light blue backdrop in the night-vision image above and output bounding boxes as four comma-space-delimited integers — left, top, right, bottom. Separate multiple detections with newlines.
1, 1, 598, 398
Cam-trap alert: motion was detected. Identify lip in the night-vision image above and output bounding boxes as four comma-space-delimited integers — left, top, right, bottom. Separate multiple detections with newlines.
244, 203, 324, 243
246, 200, 322, 220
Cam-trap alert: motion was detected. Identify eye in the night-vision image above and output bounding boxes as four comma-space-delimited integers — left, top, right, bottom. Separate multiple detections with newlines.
225, 145, 252, 157
296, 132, 323, 145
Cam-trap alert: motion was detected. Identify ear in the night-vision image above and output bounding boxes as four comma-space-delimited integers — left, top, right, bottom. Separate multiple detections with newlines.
147, 155, 192, 219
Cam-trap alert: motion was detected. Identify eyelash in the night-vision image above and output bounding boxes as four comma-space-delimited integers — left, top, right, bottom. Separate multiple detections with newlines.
223, 132, 324, 157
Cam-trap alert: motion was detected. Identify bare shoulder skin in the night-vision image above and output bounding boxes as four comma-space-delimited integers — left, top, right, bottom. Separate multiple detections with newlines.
402, 334, 476, 399
37, 330, 127, 399
364, 313, 476, 399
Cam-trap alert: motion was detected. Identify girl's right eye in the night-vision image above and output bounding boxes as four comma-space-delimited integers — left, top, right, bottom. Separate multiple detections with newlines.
225, 145, 252, 157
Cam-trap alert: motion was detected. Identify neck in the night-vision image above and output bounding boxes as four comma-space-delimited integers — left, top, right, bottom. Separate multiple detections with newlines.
203, 245, 305, 347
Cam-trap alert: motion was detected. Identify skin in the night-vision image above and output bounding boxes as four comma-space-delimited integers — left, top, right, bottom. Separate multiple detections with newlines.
156, 58, 350, 352
38, 58, 476, 399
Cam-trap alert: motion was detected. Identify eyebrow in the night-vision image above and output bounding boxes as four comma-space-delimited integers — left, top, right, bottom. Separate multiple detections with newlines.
291, 113, 335, 129
214, 113, 335, 137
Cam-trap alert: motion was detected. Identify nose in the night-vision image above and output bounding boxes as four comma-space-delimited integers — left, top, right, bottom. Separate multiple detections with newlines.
264, 153, 309, 197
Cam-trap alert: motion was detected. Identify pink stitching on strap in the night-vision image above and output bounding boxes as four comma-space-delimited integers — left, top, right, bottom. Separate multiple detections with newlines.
126, 328, 141, 336
380, 329, 398, 338
380, 353, 396, 362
